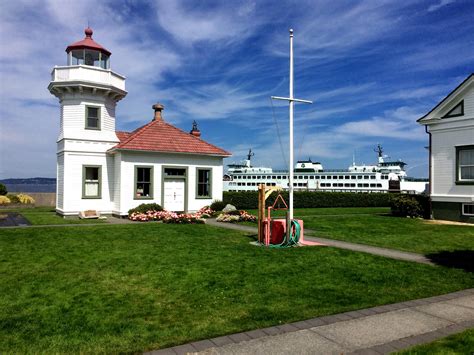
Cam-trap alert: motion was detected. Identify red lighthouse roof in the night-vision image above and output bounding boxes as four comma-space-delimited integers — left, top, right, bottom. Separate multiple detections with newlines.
66, 27, 111, 56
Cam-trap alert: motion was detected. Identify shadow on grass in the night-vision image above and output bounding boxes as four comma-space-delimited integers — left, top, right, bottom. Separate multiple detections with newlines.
426, 250, 474, 272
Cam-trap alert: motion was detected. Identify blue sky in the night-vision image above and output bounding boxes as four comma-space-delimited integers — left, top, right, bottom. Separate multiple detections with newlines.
1, 0, 473, 179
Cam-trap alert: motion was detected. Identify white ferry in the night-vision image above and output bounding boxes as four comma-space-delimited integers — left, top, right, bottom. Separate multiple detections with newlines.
223, 145, 428, 194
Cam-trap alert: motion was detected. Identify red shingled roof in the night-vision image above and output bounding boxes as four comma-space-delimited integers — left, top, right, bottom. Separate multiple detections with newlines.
112, 119, 231, 156
66, 27, 111, 56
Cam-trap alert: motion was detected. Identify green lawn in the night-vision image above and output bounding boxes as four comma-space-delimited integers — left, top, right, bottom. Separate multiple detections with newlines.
1, 207, 106, 225
397, 328, 474, 354
248, 207, 474, 254
1, 223, 473, 353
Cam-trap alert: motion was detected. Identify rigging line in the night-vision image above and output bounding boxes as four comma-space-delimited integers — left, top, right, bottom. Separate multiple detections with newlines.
270, 98, 287, 168
296, 109, 307, 162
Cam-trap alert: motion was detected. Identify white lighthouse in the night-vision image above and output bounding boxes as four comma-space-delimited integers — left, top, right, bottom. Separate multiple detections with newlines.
48, 27, 127, 215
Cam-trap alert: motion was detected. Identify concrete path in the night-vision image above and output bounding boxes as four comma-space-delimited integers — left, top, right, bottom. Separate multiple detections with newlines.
145, 289, 474, 355
204, 219, 434, 265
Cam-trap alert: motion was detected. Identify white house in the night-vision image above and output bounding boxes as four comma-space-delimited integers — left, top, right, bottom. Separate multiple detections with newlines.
48, 28, 231, 216
418, 74, 474, 223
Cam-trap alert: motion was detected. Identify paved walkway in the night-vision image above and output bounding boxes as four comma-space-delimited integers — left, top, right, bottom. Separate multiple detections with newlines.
204, 219, 433, 265
145, 289, 474, 355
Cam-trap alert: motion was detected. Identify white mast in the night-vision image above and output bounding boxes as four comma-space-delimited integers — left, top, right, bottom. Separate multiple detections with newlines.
271, 29, 312, 220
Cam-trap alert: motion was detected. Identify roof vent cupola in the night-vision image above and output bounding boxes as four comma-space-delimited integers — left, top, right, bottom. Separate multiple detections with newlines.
190, 120, 201, 138
66, 27, 111, 69
153, 103, 164, 121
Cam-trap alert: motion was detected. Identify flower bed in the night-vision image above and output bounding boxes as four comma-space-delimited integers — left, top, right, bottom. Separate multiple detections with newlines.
216, 210, 257, 223
128, 206, 214, 224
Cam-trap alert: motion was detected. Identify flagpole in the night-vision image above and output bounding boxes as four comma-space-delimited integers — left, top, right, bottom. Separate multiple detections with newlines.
289, 28, 294, 221
271, 29, 312, 240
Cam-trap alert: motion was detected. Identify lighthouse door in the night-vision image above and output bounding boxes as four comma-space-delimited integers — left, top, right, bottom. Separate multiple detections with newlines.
164, 180, 185, 212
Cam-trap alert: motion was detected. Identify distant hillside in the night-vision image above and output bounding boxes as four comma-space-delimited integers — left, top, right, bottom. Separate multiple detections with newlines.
0, 177, 56, 185
0, 178, 56, 193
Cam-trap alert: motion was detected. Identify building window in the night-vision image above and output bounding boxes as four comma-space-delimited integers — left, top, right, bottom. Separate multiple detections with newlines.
456, 145, 474, 184
443, 100, 464, 118
85, 106, 100, 130
197, 168, 212, 198
135, 166, 153, 199
83, 166, 101, 198
463, 204, 474, 216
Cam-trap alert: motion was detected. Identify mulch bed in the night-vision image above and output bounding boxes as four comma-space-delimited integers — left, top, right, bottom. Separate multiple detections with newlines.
0, 213, 31, 227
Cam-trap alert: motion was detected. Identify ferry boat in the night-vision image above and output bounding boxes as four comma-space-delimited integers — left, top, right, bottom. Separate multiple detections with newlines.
223, 145, 428, 194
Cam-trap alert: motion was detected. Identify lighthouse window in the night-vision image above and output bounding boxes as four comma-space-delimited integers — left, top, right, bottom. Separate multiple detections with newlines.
456, 146, 474, 183
82, 166, 101, 199
196, 168, 212, 198
85, 106, 100, 130
135, 166, 153, 199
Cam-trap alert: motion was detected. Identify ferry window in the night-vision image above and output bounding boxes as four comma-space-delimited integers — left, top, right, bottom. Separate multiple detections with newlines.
339, 176, 344, 179
252, 176, 256, 179
277, 176, 281, 179
327, 176, 332, 180
364, 183, 369, 187
364, 176, 369, 180
357, 184, 362, 187
351, 176, 356, 180
456, 146, 474, 182
351, 183, 356, 187
370, 176, 376, 180
370, 183, 376, 188
321, 176, 326, 179
377, 183, 382, 188
345, 176, 350, 179
247, 182, 251, 186
344, 183, 350, 187
310, 176, 314, 179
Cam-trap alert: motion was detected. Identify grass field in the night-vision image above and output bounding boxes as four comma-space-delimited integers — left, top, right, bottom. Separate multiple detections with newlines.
248, 207, 474, 254
1, 223, 473, 353
1, 207, 106, 225
397, 328, 474, 354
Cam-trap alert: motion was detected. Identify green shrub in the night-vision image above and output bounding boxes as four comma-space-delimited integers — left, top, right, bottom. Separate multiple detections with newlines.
128, 203, 163, 215
0, 183, 7, 196
6, 194, 20, 204
210, 200, 226, 211
223, 191, 394, 210
390, 195, 422, 218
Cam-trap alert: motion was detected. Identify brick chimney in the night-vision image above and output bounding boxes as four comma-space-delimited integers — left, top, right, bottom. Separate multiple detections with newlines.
152, 103, 164, 121
190, 120, 201, 138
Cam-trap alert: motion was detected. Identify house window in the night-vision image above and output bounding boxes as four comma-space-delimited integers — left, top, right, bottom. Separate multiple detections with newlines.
456, 145, 474, 184
443, 100, 464, 118
83, 166, 101, 198
197, 168, 212, 198
85, 106, 100, 130
135, 166, 153, 199
463, 204, 474, 216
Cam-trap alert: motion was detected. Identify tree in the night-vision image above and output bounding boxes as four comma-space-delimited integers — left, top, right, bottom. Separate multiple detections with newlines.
0, 183, 7, 196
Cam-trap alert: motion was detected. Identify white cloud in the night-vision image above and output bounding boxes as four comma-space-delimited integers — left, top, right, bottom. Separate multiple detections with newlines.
155, 0, 259, 45
427, 0, 456, 12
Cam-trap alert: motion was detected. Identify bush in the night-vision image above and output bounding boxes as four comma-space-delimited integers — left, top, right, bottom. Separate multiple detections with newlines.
223, 191, 394, 210
210, 200, 226, 211
0, 183, 7, 196
390, 196, 422, 218
128, 203, 163, 215
17, 193, 35, 204
6, 194, 19, 204
0, 196, 11, 205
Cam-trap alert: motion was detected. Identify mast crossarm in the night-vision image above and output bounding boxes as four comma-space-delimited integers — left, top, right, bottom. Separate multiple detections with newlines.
271, 96, 313, 104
